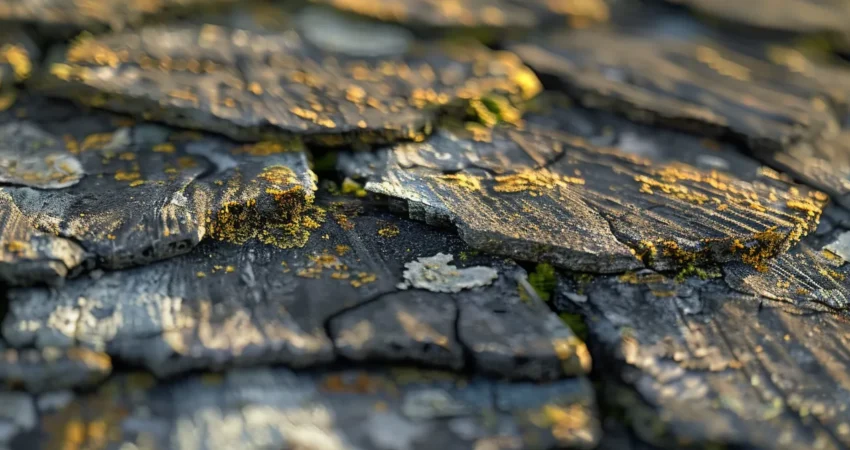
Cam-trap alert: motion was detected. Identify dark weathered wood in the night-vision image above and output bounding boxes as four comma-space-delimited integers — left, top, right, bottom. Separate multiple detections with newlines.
34, 21, 539, 145
362, 104, 825, 273
510, 27, 845, 152
3, 194, 589, 381
559, 268, 850, 449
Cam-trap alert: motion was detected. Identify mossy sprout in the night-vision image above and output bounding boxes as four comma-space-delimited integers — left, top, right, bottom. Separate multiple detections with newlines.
559, 313, 588, 342
528, 263, 556, 302
674, 264, 720, 282
341, 178, 367, 197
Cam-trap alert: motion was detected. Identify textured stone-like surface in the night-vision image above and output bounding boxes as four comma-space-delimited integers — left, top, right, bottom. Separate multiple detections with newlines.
0, 0, 240, 30
761, 45, 850, 114
510, 28, 843, 151
329, 290, 465, 370
9, 367, 598, 450
0, 345, 110, 393
36, 22, 539, 145
6, 4, 850, 449
0, 190, 87, 286
666, 0, 850, 37
0, 107, 316, 277
724, 241, 850, 313
311, 0, 609, 29
759, 130, 850, 210
558, 271, 850, 449
3, 195, 589, 380
364, 120, 825, 272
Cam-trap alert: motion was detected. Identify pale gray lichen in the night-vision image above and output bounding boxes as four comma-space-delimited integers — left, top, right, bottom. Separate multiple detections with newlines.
398, 253, 498, 293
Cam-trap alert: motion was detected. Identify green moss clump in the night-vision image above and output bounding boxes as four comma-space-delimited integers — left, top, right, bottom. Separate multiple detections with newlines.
467, 94, 523, 128
573, 273, 594, 294
458, 250, 479, 261
674, 264, 720, 282
559, 312, 588, 342
528, 263, 556, 302
341, 177, 367, 197
311, 152, 338, 173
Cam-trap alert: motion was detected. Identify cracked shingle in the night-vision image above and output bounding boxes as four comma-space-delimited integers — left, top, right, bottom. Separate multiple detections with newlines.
34, 16, 540, 146
3, 195, 588, 380
362, 112, 825, 272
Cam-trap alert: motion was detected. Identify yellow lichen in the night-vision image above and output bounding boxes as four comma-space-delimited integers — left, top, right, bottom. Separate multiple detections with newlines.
533, 404, 593, 443
80, 133, 116, 152
786, 198, 824, 218
494, 168, 584, 194
635, 174, 709, 205
5, 240, 29, 255
819, 267, 846, 282
341, 178, 367, 197
206, 168, 320, 250
0, 90, 15, 112
152, 143, 175, 153
336, 245, 351, 256
351, 272, 377, 288
237, 140, 303, 156
377, 223, 400, 238
259, 165, 298, 185
739, 227, 788, 271
822, 249, 844, 263
0, 44, 31, 81
633, 240, 657, 264
695, 46, 751, 81
660, 240, 698, 265
436, 173, 482, 192
114, 170, 141, 181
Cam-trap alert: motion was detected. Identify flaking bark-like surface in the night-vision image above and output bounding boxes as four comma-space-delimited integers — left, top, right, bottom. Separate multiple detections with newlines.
558, 270, 850, 449
510, 28, 844, 152
364, 117, 825, 272
3, 195, 590, 381
665, 0, 850, 38
34, 22, 539, 145
4, 2, 850, 449
0, 190, 87, 286
724, 241, 850, 313
0, 102, 316, 278
756, 130, 850, 211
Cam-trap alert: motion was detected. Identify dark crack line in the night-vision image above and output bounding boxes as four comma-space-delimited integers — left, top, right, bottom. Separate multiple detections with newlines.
450, 294, 477, 374
321, 288, 398, 357
590, 201, 650, 269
